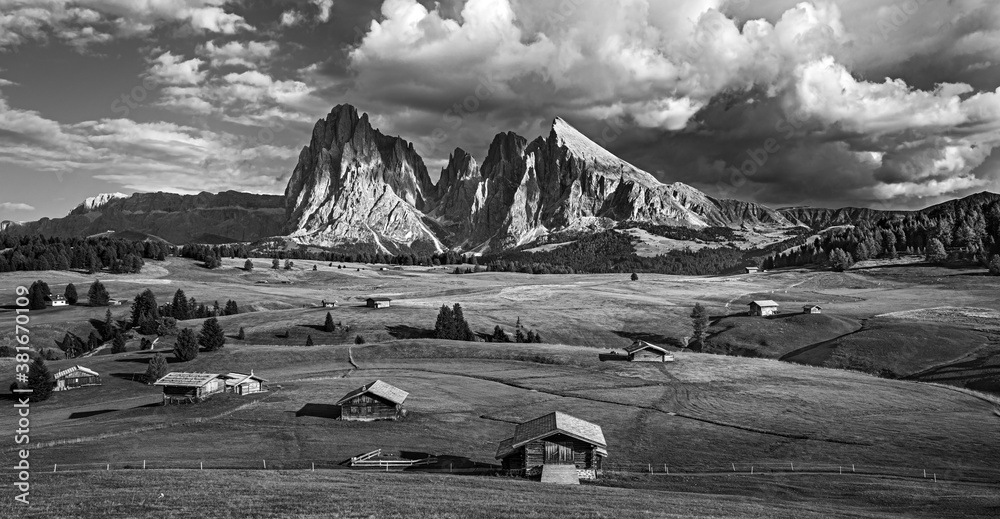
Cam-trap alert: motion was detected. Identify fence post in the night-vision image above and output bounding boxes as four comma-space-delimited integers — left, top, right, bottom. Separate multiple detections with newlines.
648, 464, 651, 474
201, 461, 203, 470
312, 462, 315, 472
852, 464, 855, 473
840, 466, 842, 474
924, 469, 926, 478
53, 464, 57, 473
751, 465, 754, 474
790, 462, 794, 472
263, 459, 266, 470
732, 462, 736, 472
143, 460, 146, 470
934, 473, 937, 483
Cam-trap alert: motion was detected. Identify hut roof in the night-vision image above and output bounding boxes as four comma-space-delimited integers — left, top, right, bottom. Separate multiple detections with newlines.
335, 380, 408, 405
367, 297, 392, 302
511, 411, 606, 449
53, 365, 99, 380
749, 300, 779, 308
495, 437, 516, 460
624, 340, 668, 355
803, 305, 822, 309
222, 372, 267, 386
153, 372, 222, 388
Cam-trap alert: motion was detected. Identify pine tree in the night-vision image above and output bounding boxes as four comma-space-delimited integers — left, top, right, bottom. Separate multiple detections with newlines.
532, 331, 543, 343
354, 335, 366, 344
88, 279, 110, 306
434, 305, 454, 339
26, 357, 53, 402
198, 317, 226, 352
224, 300, 239, 316
690, 303, 709, 349
324, 312, 335, 332
28, 280, 48, 310
452, 303, 474, 341
988, 255, 1000, 276
237, 327, 246, 340
926, 238, 947, 263
64, 283, 78, 305
87, 331, 102, 352
271, 258, 280, 269
174, 328, 198, 361
830, 248, 854, 272
244, 258, 254, 271
144, 353, 168, 384
631, 272, 639, 281
514, 328, 526, 343
130, 289, 160, 328
526, 330, 537, 343
492, 325, 509, 343
103, 308, 116, 340
306, 334, 314, 346
171, 289, 190, 320
111, 332, 127, 354
140, 337, 153, 350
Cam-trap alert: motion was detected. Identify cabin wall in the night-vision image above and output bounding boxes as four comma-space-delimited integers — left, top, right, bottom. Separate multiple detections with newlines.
340, 394, 401, 421
523, 434, 600, 471
631, 351, 664, 362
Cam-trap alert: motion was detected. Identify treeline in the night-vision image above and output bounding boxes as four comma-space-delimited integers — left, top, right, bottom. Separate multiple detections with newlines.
0, 234, 171, 273
181, 242, 480, 268
482, 231, 755, 275
764, 195, 1000, 270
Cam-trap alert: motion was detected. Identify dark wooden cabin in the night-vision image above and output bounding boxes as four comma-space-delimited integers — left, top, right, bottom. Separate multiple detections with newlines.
154, 372, 225, 404
496, 411, 608, 479
624, 341, 673, 362
366, 297, 392, 309
52, 365, 101, 391
335, 380, 408, 421
222, 372, 267, 395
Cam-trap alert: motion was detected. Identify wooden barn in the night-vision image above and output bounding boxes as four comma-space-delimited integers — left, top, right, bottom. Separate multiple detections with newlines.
335, 380, 408, 421
322, 299, 337, 308
366, 297, 392, 309
748, 300, 779, 317
52, 365, 101, 391
744, 267, 759, 274
496, 411, 608, 480
624, 341, 674, 362
154, 372, 225, 404
222, 372, 267, 395
803, 305, 822, 314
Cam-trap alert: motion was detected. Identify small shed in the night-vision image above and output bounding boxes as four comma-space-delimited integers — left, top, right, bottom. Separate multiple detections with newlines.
748, 300, 779, 317
46, 295, 69, 307
336, 380, 408, 421
496, 411, 607, 480
108, 298, 124, 306
623, 341, 674, 362
803, 305, 822, 314
322, 299, 337, 308
222, 372, 267, 395
744, 267, 759, 274
154, 372, 225, 404
366, 297, 392, 309
52, 365, 101, 391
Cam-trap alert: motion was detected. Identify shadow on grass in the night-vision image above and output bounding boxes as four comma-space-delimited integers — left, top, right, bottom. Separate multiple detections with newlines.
68, 409, 116, 419
612, 331, 684, 349
110, 372, 145, 382
114, 356, 185, 365
403, 453, 500, 475
296, 403, 341, 420
387, 325, 435, 340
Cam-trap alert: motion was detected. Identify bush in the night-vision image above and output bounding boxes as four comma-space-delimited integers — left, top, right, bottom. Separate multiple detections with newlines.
237, 327, 246, 340
144, 353, 168, 384
630, 272, 638, 281
64, 283, 78, 305
354, 335, 366, 345
988, 255, 1000, 276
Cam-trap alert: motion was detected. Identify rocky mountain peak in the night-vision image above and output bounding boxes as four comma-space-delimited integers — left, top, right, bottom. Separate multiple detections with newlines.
75, 192, 129, 213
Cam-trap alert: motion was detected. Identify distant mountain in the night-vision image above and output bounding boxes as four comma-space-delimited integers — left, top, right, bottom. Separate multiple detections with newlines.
2, 191, 285, 244
779, 192, 1000, 229
284, 104, 444, 252
10, 103, 994, 254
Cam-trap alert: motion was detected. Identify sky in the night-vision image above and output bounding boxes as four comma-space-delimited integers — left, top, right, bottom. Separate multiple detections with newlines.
0, 0, 999, 223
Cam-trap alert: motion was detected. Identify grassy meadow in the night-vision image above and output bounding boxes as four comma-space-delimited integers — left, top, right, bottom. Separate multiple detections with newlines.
1, 256, 1000, 517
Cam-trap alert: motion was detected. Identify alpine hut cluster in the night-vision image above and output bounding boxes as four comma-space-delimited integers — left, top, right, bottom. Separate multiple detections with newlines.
154, 371, 267, 404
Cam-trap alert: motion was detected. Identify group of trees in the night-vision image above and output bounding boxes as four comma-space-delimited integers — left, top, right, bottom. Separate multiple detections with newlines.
0, 234, 169, 273
491, 317, 543, 343
172, 317, 226, 362
23, 280, 80, 310
764, 195, 1000, 272
434, 303, 475, 341
157, 289, 239, 321
182, 242, 482, 270
10, 357, 55, 402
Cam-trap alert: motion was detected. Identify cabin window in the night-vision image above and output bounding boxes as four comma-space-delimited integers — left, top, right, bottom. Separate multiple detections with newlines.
366, 406, 372, 414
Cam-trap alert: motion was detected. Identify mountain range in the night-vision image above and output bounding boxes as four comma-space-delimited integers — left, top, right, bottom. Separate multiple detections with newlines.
2, 104, 995, 253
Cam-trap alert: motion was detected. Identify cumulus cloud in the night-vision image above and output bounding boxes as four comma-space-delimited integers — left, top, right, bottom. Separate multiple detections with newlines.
198, 40, 279, 69
0, 0, 253, 51
0, 202, 35, 211
147, 52, 207, 86
336, 0, 1000, 208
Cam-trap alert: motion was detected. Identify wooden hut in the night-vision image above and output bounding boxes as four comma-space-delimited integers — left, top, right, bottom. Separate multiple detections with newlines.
52, 365, 101, 391
322, 299, 337, 308
744, 267, 759, 274
366, 297, 392, 309
496, 411, 608, 480
154, 372, 225, 404
46, 294, 69, 307
624, 341, 674, 362
803, 305, 822, 314
335, 380, 408, 421
748, 300, 779, 317
222, 372, 267, 395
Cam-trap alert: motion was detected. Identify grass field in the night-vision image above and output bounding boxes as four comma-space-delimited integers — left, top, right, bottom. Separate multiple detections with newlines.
2, 257, 1000, 517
